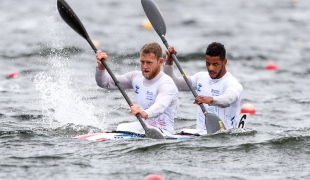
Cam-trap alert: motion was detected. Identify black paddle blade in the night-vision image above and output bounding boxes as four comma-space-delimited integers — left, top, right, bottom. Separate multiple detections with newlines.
57, 0, 90, 40
205, 113, 226, 134
135, 115, 164, 139
145, 128, 165, 139
141, 0, 166, 37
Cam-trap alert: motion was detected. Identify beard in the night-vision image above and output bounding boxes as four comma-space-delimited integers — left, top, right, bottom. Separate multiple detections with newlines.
209, 66, 224, 79
142, 64, 161, 80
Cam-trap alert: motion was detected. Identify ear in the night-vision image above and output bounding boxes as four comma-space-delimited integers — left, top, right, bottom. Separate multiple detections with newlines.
223, 59, 227, 65
158, 57, 164, 65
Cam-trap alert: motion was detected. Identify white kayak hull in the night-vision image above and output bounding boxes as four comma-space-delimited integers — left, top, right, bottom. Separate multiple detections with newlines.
73, 131, 195, 141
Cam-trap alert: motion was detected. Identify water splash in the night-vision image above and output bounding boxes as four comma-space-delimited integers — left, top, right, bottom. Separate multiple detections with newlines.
33, 4, 106, 130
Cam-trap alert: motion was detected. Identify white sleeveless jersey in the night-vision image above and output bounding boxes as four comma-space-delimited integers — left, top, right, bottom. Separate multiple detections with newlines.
132, 73, 177, 134
191, 72, 243, 130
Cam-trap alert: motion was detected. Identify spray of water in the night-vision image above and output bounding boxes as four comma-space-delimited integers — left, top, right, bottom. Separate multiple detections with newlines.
33, 4, 106, 131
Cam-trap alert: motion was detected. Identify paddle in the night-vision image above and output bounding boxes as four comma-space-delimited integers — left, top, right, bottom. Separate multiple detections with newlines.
141, 0, 225, 134
57, 0, 164, 139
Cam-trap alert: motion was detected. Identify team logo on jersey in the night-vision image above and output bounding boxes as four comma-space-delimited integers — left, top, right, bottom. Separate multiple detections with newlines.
207, 106, 216, 113
211, 89, 220, 96
226, 115, 235, 126
231, 116, 235, 126
135, 85, 140, 94
146, 91, 154, 100
197, 83, 202, 92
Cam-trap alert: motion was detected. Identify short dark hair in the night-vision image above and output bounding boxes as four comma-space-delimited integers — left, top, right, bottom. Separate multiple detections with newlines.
206, 42, 226, 60
140, 42, 162, 59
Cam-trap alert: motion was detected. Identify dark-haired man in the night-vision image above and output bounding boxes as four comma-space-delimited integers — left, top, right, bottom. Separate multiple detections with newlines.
164, 42, 243, 131
95, 42, 178, 135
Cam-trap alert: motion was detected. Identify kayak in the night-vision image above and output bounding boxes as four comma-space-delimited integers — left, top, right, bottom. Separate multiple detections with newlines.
73, 131, 196, 141
73, 113, 249, 141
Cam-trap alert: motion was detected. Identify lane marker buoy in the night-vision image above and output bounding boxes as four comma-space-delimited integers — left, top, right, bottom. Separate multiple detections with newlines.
240, 103, 256, 114
265, 62, 277, 70
7, 72, 18, 79
142, 20, 152, 30
144, 174, 164, 180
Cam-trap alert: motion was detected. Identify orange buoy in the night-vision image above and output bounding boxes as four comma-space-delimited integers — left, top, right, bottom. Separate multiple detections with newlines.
265, 62, 277, 70
240, 103, 256, 114
7, 72, 18, 78
144, 174, 164, 180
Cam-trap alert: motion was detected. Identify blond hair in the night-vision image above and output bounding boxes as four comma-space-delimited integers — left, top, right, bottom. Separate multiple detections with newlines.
140, 42, 162, 60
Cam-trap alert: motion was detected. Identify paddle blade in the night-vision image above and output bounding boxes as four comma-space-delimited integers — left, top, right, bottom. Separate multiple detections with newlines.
141, 0, 166, 37
57, 0, 90, 40
205, 114, 226, 134
145, 128, 165, 139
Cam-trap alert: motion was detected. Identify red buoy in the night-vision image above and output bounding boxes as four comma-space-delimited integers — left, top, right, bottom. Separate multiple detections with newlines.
144, 174, 164, 180
240, 103, 256, 114
265, 62, 277, 70
7, 72, 18, 78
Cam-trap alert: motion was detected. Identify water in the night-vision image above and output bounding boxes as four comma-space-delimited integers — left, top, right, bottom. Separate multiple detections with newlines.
1, 0, 310, 179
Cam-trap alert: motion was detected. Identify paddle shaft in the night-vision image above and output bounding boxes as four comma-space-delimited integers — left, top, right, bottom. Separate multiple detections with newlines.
141, 0, 225, 133
84, 39, 164, 139
101, 58, 148, 130
161, 37, 209, 115
87, 39, 148, 130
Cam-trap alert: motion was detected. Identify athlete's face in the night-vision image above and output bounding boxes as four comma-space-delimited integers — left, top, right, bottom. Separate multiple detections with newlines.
205, 55, 227, 79
140, 52, 163, 80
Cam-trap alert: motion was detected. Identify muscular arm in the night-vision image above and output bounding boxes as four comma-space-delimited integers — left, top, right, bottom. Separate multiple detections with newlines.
144, 81, 178, 118
95, 68, 139, 89
163, 65, 191, 91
